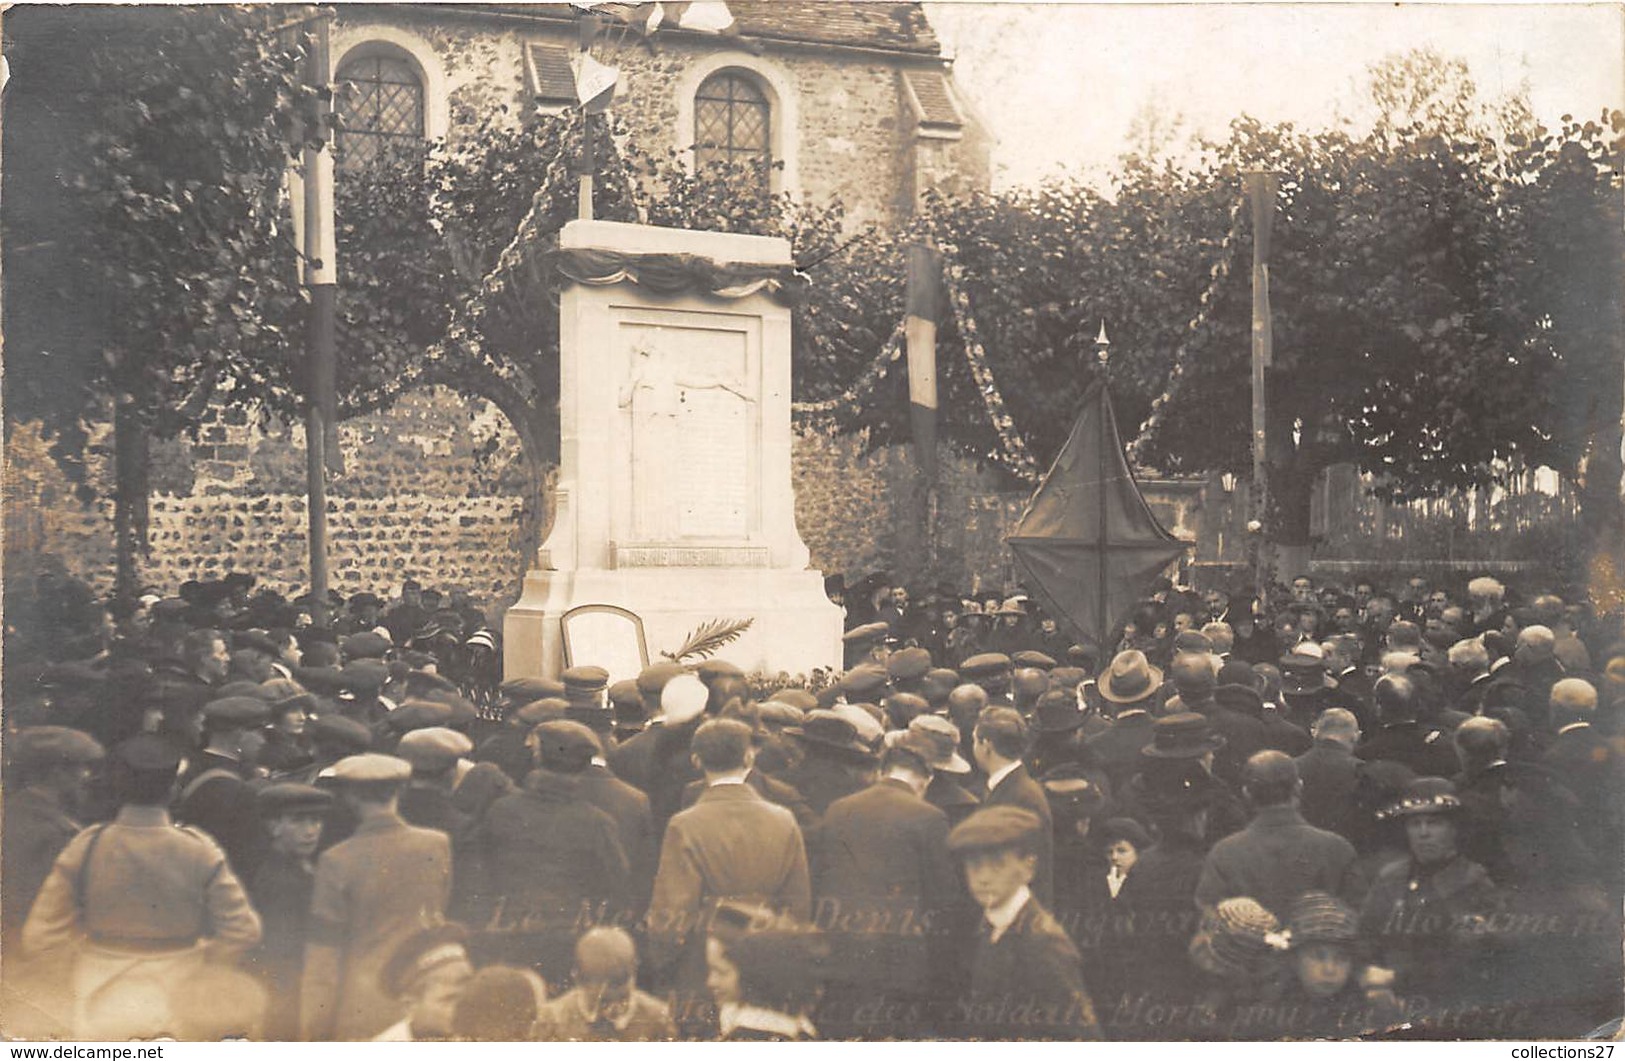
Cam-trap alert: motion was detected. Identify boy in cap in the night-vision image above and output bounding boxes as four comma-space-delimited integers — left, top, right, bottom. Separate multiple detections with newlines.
247, 782, 333, 1039
946, 806, 1100, 1040
23, 735, 263, 1038
301, 753, 452, 1040
372, 923, 474, 1041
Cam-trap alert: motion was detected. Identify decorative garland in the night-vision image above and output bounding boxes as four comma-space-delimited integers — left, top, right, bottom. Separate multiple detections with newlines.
791, 319, 906, 418
1123, 196, 1246, 466
941, 246, 1043, 483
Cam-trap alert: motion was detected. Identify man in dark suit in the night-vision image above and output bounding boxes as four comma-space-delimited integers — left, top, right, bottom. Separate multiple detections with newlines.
810, 733, 957, 1039
780, 711, 876, 818
1356, 673, 1460, 778
1293, 707, 1364, 837
174, 695, 270, 881
577, 729, 658, 914
1085, 650, 1163, 795
1167, 653, 1265, 786
1195, 751, 1360, 919
946, 805, 1100, 1040
973, 707, 1054, 908
1539, 678, 1623, 889
646, 717, 810, 1029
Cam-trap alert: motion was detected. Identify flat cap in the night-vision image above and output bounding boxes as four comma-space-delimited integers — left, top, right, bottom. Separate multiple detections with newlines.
380, 923, 471, 999
833, 702, 886, 747
202, 696, 272, 728
947, 805, 1043, 855
561, 665, 610, 697
842, 622, 890, 646
396, 727, 474, 772
512, 697, 570, 727
386, 699, 456, 733
116, 734, 184, 774
326, 753, 411, 785
11, 726, 105, 768
608, 679, 643, 711
257, 782, 333, 816
960, 653, 1013, 679
635, 662, 686, 697
341, 632, 391, 661
767, 688, 818, 711
757, 700, 806, 727
307, 714, 373, 751
841, 664, 890, 698
1011, 650, 1057, 672
532, 719, 599, 773
1171, 630, 1214, 656
339, 659, 390, 694
500, 676, 564, 705
886, 647, 933, 682
231, 631, 282, 657
696, 659, 745, 685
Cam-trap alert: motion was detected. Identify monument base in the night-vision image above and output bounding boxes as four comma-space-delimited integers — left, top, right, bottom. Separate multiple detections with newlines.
504, 565, 844, 682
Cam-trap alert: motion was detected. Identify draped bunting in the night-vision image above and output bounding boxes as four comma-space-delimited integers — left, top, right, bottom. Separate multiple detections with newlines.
791, 319, 906, 419
546, 246, 810, 306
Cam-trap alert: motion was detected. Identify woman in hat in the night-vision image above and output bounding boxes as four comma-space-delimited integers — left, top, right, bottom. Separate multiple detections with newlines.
1186, 896, 1289, 1038
1357, 777, 1502, 1015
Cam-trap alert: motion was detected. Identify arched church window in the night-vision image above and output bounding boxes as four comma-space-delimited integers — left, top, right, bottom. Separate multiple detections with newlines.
334, 51, 425, 169
693, 71, 771, 185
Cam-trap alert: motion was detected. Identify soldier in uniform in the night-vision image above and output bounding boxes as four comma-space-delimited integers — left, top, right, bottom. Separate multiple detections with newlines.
301, 753, 452, 1041
22, 735, 262, 1038
371, 923, 474, 1041
1356, 674, 1460, 779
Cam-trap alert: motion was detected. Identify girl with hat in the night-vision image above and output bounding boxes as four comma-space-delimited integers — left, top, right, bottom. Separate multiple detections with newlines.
1256, 891, 1407, 1039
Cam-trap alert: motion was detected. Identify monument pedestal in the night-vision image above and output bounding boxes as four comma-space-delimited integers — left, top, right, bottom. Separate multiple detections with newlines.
505, 220, 842, 682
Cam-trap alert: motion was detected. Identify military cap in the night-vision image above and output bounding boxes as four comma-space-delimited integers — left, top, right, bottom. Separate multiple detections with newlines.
307, 714, 373, 752
216, 680, 274, 701
116, 734, 184, 774
635, 662, 686, 697
532, 720, 599, 773
340, 631, 392, 661
841, 622, 891, 647
767, 687, 818, 711
947, 805, 1044, 855
339, 659, 389, 694
396, 727, 474, 773
500, 676, 563, 706
231, 630, 282, 657
11, 726, 105, 768
202, 696, 272, 728
513, 697, 570, 727
1012, 650, 1057, 672
841, 664, 890, 699
696, 659, 745, 685
561, 665, 610, 699
886, 647, 933, 682
757, 700, 806, 728
662, 674, 710, 726
960, 653, 1013, 680
326, 753, 411, 784
256, 782, 333, 817
387, 699, 456, 733
380, 923, 471, 999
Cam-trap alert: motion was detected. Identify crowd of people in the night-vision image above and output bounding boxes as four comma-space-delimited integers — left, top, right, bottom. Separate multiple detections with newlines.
2, 565, 1622, 1041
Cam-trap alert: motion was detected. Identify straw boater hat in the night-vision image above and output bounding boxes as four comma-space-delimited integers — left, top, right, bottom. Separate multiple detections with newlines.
1099, 650, 1163, 705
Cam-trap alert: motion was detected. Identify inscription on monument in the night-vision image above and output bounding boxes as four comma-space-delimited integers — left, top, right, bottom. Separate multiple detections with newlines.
676, 386, 751, 538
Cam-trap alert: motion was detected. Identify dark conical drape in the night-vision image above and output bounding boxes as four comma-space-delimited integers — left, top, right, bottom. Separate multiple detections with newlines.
1006, 379, 1190, 648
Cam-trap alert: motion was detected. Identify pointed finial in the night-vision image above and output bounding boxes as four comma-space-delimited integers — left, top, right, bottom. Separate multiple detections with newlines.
1095, 321, 1110, 367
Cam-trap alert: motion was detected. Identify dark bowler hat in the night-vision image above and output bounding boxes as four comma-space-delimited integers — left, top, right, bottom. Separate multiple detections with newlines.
532, 720, 599, 774
11, 726, 105, 769
202, 696, 272, 729
947, 805, 1043, 856
1033, 688, 1087, 733
397, 727, 473, 773
1099, 650, 1162, 705
257, 782, 333, 817
1141, 712, 1226, 759
1377, 776, 1464, 820
785, 710, 875, 760
116, 734, 184, 774
960, 653, 1012, 680
1216, 660, 1263, 690
886, 647, 933, 682
561, 665, 610, 701
1012, 650, 1057, 672
307, 714, 373, 752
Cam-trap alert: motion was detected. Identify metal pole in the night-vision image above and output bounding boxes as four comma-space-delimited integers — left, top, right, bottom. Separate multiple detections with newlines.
1095, 322, 1112, 648
1243, 172, 1278, 609
303, 11, 336, 628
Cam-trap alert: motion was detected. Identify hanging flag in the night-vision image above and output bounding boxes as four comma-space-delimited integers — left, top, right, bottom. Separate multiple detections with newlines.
1006, 379, 1191, 649
571, 50, 620, 111
668, 1, 762, 53
905, 243, 941, 482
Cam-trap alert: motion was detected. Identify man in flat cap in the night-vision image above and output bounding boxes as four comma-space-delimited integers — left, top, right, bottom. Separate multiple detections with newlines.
247, 782, 332, 1039
960, 653, 1015, 707
811, 731, 957, 1038
973, 706, 1054, 908
23, 735, 262, 1038
646, 718, 810, 1028
175, 695, 271, 880
472, 720, 630, 986
2, 727, 104, 953
396, 726, 479, 856
301, 753, 452, 1040
946, 806, 1100, 1040
887, 646, 934, 698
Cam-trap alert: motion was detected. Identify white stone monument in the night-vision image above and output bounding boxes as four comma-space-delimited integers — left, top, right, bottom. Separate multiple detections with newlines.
504, 220, 843, 682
